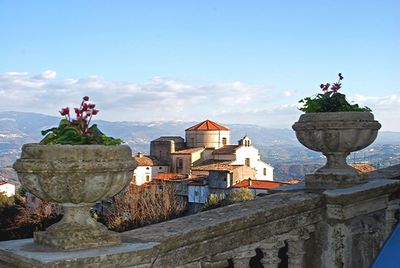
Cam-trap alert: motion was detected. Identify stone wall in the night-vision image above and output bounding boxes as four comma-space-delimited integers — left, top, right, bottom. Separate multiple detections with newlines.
1, 179, 399, 268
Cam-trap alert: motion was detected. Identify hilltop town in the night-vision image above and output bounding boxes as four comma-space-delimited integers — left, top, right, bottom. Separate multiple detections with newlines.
132, 119, 292, 209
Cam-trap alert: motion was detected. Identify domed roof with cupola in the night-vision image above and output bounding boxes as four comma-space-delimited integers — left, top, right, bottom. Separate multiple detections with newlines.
185, 120, 229, 131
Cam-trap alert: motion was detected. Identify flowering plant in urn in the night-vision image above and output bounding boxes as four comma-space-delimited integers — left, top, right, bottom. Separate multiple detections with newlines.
299, 73, 371, 113
40, 96, 122, 145
13, 97, 136, 250
293, 74, 381, 189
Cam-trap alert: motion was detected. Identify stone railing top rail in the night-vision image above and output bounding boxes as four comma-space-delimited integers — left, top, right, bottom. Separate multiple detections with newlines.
122, 191, 321, 246
368, 164, 400, 180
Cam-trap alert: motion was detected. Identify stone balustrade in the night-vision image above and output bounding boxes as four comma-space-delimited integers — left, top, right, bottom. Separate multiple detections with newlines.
1, 175, 399, 268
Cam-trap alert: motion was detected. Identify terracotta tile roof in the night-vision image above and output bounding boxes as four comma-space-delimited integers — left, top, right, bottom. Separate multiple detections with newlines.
351, 163, 376, 173
186, 120, 230, 131
192, 160, 238, 171
171, 147, 205, 155
133, 155, 154, 166
133, 155, 169, 166
232, 179, 289, 189
152, 173, 186, 180
202, 165, 240, 171
212, 145, 241, 155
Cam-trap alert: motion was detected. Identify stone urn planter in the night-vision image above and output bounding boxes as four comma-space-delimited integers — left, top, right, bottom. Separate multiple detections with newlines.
292, 112, 381, 189
13, 144, 136, 250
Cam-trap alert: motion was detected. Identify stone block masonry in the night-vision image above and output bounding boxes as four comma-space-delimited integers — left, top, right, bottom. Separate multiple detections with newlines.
1, 178, 400, 267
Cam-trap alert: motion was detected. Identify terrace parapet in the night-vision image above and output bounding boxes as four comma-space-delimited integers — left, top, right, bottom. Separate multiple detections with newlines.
1, 174, 399, 268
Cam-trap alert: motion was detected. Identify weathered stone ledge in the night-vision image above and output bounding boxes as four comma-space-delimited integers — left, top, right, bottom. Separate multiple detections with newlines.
1, 177, 400, 267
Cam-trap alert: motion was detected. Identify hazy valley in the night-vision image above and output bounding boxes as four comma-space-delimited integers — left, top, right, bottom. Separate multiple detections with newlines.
1, 111, 399, 182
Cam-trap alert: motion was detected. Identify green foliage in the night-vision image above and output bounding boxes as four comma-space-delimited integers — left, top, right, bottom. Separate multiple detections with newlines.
299, 92, 371, 113
204, 193, 226, 210
228, 188, 255, 202
40, 119, 123, 145
0, 192, 13, 207
203, 189, 255, 210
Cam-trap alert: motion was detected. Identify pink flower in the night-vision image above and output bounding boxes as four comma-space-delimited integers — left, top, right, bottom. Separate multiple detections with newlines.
331, 83, 341, 92
92, 109, 99, 115
83, 96, 89, 101
321, 83, 330, 92
88, 103, 96, 109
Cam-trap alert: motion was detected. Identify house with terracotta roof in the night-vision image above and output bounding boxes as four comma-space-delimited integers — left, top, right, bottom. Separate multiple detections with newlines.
147, 119, 275, 205
185, 120, 230, 149
132, 152, 169, 185
232, 179, 289, 195
150, 120, 274, 182
351, 163, 376, 173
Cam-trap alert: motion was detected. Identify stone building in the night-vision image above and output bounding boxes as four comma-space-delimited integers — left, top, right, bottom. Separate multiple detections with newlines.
185, 120, 230, 149
150, 119, 274, 181
150, 136, 185, 166
132, 152, 169, 185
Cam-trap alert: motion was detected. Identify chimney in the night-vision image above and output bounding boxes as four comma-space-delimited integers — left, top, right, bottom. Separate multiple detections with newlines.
137, 152, 143, 158
248, 178, 252, 186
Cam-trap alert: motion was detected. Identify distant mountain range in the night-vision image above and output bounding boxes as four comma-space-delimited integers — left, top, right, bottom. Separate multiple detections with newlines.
1, 111, 399, 181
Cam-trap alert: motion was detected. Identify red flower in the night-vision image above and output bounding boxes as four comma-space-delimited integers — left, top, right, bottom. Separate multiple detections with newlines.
92, 109, 99, 115
59, 107, 70, 116
82, 103, 89, 111
83, 96, 89, 101
88, 103, 96, 109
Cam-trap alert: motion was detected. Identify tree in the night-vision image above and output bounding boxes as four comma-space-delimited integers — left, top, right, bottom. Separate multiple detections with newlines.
0, 192, 12, 207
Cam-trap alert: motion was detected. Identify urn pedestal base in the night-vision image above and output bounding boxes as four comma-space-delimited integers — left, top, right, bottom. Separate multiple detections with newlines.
34, 228, 121, 250
33, 203, 121, 250
305, 173, 367, 189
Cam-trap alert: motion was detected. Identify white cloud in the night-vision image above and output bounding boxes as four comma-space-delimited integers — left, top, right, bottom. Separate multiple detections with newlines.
0, 71, 398, 131
40, 70, 57, 79
283, 91, 292, 97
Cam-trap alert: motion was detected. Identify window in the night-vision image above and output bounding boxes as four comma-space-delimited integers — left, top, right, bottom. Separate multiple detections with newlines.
245, 158, 250, 167
222, 137, 227, 145
263, 168, 267, 176
176, 158, 183, 170
159, 166, 163, 170
146, 175, 150, 182
146, 167, 150, 170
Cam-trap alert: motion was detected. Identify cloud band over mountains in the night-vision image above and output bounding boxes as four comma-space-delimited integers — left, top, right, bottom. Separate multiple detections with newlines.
0, 70, 398, 131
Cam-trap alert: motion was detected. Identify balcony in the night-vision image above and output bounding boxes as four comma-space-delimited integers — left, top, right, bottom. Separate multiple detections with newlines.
0, 164, 399, 267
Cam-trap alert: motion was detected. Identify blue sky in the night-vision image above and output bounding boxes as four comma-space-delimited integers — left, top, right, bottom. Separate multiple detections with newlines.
1, 1, 399, 130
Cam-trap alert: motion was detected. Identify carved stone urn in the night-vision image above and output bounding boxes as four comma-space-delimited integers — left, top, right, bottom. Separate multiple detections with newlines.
13, 144, 136, 250
292, 112, 381, 189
